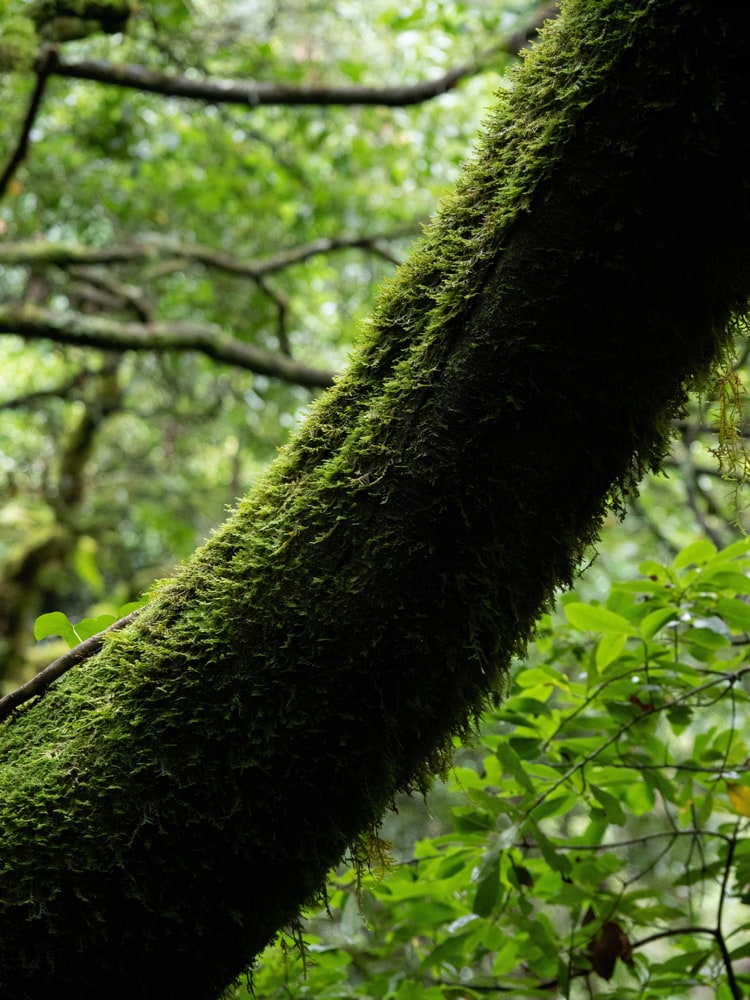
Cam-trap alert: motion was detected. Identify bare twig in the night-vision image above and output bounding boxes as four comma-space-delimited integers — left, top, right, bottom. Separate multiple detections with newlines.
631, 926, 717, 949
42, 53, 495, 106
0, 45, 57, 200
0, 609, 140, 723
716, 824, 743, 1000
632, 916, 743, 999
255, 276, 291, 356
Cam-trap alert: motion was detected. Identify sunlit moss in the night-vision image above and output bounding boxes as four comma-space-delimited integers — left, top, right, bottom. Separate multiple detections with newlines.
0, 17, 37, 72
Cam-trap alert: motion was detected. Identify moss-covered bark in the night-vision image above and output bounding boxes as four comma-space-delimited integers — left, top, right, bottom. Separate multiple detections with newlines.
2, 1, 750, 996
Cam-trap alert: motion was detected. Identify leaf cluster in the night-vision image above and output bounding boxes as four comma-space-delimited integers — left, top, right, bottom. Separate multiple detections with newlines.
246, 538, 750, 999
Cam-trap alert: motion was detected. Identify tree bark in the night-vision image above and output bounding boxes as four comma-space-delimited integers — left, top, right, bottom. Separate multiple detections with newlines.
1, 1, 749, 997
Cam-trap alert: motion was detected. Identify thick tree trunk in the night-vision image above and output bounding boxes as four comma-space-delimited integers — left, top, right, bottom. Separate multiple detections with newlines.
1, 1, 749, 997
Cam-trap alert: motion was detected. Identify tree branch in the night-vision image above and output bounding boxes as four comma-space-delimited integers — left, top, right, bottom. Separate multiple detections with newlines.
0, 45, 56, 200
0, 610, 140, 723
631, 922, 743, 999
0, 305, 335, 387
0, 370, 90, 409
0, 229, 415, 277
716, 823, 743, 1000
37, 4, 557, 107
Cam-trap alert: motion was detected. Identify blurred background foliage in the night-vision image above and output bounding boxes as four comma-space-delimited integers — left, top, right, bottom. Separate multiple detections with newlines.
1, 0, 534, 673
0, 0, 748, 996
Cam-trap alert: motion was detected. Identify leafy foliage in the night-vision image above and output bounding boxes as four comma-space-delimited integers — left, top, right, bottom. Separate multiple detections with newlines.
244, 539, 750, 999
33, 595, 145, 647
0, 0, 512, 679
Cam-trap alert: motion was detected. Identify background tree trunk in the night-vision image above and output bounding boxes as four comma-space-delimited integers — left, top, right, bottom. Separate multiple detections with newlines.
1, 1, 749, 997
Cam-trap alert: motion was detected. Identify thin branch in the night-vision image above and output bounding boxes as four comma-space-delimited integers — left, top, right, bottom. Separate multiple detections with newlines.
630, 926, 717, 949
37, 7, 556, 108
0, 305, 335, 388
143, 231, 414, 277
255, 275, 291, 355
554, 828, 738, 852
0, 229, 417, 278
42, 54, 490, 106
68, 266, 153, 321
433, 979, 552, 994
631, 920, 742, 998
682, 464, 730, 549
525, 665, 750, 821
0, 371, 90, 409
0, 45, 57, 200
0, 610, 140, 724
716, 824, 742, 1000
0, 240, 159, 267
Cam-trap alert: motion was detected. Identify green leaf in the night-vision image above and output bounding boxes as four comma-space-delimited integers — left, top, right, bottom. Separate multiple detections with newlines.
529, 792, 579, 823
673, 538, 717, 569
473, 856, 500, 917
72, 536, 104, 595
529, 822, 572, 876
596, 631, 628, 669
638, 559, 674, 584
666, 704, 693, 734
118, 597, 150, 616
33, 611, 79, 648
708, 536, 750, 563
509, 736, 542, 759
684, 626, 730, 650
514, 666, 568, 690
495, 741, 535, 793
451, 807, 496, 833
590, 786, 627, 826
74, 614, 118, 641
640, 606, 677, 640
716, 595, 750, 631
700, 569, 750, 593
565, 603, 634, 634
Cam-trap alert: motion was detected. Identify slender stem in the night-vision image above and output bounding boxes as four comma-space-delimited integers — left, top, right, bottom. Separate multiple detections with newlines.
0, 45, 56, 200
0, 609, 140, 723
716, 824, 742, 1000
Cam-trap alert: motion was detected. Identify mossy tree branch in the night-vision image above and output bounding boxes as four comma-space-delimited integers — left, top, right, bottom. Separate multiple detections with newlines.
0, 304, 335, 387
0, 232, 413, 385
1, 1, 750, 998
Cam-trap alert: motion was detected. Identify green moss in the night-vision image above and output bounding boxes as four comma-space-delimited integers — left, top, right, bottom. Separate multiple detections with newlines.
0, 17, 37, 72
28, 0, 132, 40
2, 1, 750, 998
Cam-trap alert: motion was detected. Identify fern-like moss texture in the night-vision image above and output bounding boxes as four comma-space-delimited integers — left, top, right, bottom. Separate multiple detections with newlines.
2, 1, 750, 997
